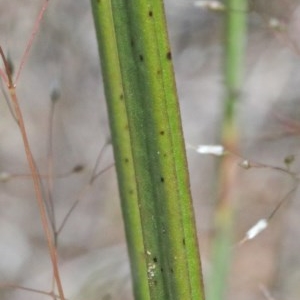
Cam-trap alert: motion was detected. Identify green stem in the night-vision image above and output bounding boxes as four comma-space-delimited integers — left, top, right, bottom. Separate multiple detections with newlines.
207, 1, 248, 300
224, 0, 248, 125
91, 1, 205, 299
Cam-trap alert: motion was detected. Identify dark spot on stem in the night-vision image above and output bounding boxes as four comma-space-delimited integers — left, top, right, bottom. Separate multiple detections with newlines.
153, 257, 157, 263
182, 238, 186, 246
157, 69, 161, 75
160, 130, 165, 135
130, 39, 134, 47
160, 177, 164, 183
124, 158, 129, 163
166, 51, 172, 60
148, 11, 153, 17
139, 54, 144, 62
160, 267, 164, 272
170, 268, 174, 273
154, 280, 158, 286
129, 189, 134, 195
120, 94, 124, 100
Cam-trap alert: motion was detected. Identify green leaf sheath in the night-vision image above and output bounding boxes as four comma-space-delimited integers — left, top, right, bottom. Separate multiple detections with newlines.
91, 1, 205, 299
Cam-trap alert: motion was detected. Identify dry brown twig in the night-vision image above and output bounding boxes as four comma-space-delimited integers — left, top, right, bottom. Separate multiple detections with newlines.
0, 1, 65, 299
0, 2, 116, 298
188, 143, 299, 244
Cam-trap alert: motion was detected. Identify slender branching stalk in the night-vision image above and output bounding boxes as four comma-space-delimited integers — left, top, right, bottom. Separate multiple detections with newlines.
14, 0, 49, 85
0, 1, 65, 298
0, 46, 65, 300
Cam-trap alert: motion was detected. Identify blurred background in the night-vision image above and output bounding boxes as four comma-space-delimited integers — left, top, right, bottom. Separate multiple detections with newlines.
0, 0, 300, 299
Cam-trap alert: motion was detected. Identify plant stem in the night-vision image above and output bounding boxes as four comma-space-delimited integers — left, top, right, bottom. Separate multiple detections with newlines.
91, 1, 205, 299
207, 1, 248, 300
0, 47, 65, 300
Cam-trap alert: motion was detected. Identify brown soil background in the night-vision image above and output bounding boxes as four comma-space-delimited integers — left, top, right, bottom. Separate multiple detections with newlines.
0, 1, 300, 299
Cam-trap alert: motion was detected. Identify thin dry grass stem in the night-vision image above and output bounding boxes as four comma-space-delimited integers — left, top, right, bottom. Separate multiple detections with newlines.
237, 181, 298, 246
267, 181, 298, 219
39, 107, 113, 238
191, 143, 299, 245
46, 98, 58, 243
190, 143, 298, 178
0, 3, 65, 297
0, 79, 18, 122
57, 141, 114, 236
14, 0, 50, 86
235, 151, 299, 217
0, 46, 65, 300
91, 162, 115, 183
0, 67, 8, 85
45, 96, 59, 294
89, 139, 111, 184
0, 78, 87, 300
0, 2, 112, 299
237, 154, 298, 244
